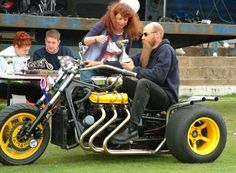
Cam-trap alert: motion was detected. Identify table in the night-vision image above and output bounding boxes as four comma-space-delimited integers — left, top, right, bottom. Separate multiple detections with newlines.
0, 74, 47, 105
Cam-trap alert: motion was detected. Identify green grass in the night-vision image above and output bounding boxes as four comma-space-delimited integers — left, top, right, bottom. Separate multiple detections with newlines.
0, 100, 6, 110
0, 95, 236, 173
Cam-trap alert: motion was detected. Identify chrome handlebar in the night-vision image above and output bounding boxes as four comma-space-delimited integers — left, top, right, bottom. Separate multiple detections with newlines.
80, 65, 137, 77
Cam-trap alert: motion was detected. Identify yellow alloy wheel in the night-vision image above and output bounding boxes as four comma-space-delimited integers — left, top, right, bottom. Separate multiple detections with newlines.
0, 112, 44, 160
188, 117, 220, 155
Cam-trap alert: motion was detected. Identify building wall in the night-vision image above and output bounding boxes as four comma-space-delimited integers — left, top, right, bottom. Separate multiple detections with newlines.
178, 56, 236, 96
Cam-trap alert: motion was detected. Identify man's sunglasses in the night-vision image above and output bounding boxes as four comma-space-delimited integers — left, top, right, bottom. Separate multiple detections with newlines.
141, 31, 157, 37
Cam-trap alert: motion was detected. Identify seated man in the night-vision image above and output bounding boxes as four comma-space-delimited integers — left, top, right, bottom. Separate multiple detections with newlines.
112, 22, 180, 143
33, 29, 74, 70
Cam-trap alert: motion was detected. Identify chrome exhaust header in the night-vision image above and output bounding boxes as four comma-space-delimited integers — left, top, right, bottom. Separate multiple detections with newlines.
103, 106, 130, 153
187, 96, 218, 104
80, 105, 167, 155
80, 105, 106, 151
89, 106, 118, 153
103, 106, 166, 154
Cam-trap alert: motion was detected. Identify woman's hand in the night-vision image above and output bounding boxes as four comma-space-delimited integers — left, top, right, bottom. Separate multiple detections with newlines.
84, 60, 104, 67
84, 35, 108, 45
95, 35, 108, 44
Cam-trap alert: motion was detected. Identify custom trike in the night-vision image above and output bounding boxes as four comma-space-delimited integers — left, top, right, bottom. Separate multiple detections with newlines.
0, 56, 227, 165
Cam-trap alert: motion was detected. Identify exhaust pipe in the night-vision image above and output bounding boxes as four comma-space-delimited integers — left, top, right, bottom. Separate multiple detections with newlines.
89, 106, 118, 153
187, 96, 218, 104
80, 105, 106, 151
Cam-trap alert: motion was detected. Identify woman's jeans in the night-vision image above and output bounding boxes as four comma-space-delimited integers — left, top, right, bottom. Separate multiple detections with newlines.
80, 70, 98, 81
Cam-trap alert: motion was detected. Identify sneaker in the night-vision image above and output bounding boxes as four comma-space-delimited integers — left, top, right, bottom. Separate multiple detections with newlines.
223, 42, 230, 48
176, 48, 186, 55
213, 52, 218, 57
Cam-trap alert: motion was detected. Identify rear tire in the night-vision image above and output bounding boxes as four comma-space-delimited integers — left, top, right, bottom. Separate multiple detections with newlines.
0, 103, 50, 165
166, 104, 227, 163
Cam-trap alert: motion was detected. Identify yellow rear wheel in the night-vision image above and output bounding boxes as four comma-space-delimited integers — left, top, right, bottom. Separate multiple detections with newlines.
188, 117, 220, 155
166, 104, 227, 163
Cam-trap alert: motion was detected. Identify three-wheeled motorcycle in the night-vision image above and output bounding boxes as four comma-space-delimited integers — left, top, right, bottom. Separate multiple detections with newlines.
0, 56, 227, 165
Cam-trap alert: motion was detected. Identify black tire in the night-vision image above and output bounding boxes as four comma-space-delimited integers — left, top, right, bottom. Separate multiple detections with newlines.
0, 103, 50, 165
166, 104, 227, 163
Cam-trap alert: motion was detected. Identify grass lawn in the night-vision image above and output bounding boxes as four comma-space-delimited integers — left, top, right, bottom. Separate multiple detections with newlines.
0, 95, 236, 173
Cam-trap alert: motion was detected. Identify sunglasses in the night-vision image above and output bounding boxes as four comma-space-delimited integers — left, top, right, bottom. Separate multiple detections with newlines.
141, 31, 157, 37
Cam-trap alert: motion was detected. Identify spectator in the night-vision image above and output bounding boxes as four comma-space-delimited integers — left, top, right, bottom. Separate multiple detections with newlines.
33, 29, 74, 70
0, 31, 42, 103
210, 40, 230, 57
176, 48, 186, 55
0, 31, 32, 74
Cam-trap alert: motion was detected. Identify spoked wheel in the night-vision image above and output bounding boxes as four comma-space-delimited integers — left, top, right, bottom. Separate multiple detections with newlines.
0, 103, 50, 165
166, 104, 227, 163
188, 117, 220, 155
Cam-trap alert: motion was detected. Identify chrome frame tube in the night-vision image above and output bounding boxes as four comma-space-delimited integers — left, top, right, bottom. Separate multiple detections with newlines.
154, 138, 166, 153
81, 65, 137, 77
48, 73, 75, 105
166, 95, 219, 124
166, 101, 192, 124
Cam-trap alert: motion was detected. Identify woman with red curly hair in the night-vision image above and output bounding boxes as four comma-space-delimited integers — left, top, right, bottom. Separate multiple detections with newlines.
80, 1, 143, 81
0, 31, 33, 74
0, 31, 42, 103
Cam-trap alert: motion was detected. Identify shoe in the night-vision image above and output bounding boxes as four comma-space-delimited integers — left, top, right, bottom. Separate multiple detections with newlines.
176, 48, 186, 55
213, 52, 218, 57
111, 124, 139, 144
223, 42, 230, 48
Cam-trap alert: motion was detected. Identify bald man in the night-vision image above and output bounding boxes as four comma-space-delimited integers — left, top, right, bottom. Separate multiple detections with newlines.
112, 22, 180, 144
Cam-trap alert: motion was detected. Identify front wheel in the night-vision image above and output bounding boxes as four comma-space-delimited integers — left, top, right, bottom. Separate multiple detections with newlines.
166, 104, 227, 163
0, 103, 50, 165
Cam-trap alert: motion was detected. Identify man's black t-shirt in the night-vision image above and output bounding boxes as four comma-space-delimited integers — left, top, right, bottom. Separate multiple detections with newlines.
33, 46, 74, 70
